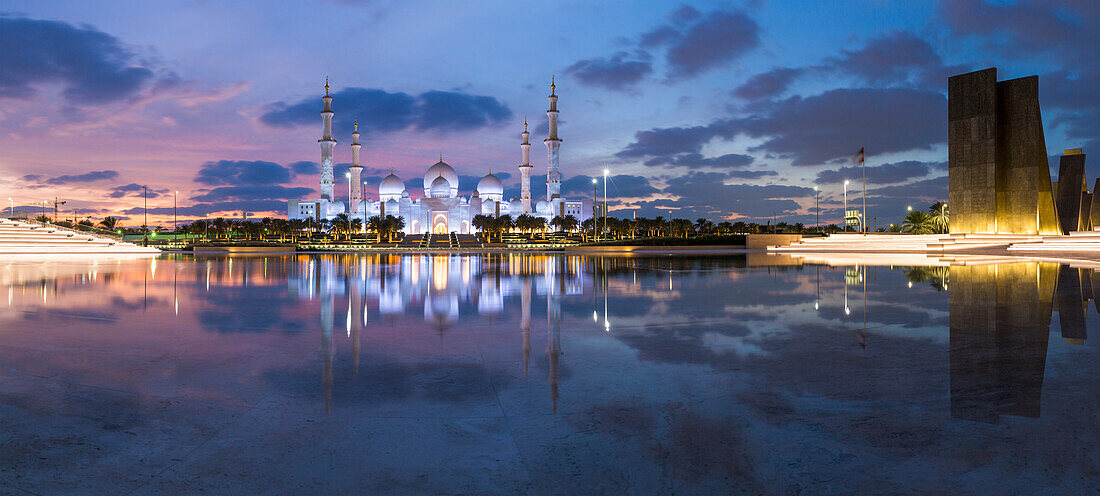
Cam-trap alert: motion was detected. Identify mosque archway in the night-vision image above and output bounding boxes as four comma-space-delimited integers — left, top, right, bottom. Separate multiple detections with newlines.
460, 220, 469, 234
433, 214, 448, 234
411, 220, 420, 234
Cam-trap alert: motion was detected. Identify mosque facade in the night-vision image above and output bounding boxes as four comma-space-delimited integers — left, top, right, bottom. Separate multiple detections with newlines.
288, 78, 592, 235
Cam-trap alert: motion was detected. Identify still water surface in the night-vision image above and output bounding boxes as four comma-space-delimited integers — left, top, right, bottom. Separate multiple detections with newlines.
1, 253, 1098, 495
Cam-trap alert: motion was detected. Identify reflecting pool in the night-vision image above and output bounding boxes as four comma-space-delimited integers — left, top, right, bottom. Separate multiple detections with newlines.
1, 253, 1098, 495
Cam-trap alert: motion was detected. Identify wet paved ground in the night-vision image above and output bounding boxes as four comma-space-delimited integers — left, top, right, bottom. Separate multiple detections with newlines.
1, 254, 1098, 495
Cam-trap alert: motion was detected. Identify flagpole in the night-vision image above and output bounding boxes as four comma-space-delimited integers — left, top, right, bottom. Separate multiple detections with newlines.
861, 147, 867, 234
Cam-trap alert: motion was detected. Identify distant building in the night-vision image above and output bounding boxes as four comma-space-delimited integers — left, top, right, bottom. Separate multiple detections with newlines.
288, 78, 592, 234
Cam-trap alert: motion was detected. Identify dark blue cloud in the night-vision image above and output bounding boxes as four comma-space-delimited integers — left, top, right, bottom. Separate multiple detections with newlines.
563, 174, 660, 198
0, 16, 154, 104
665, 10, 760, 79
108, 183, 161, 199
288, 161, 318, 175
643, 152, 754, 169
190, 185, 313, 203
824, 31, 967, 89
195, 160, 292, 186
259, 87, 511, 137
648, 171, 813, 220
816, 161, 944, 185
619, 87, 946, 167
733, 68, 803, 100
21, 170, 119, 185
565, 52, 653, 91
418, 90, 512, 131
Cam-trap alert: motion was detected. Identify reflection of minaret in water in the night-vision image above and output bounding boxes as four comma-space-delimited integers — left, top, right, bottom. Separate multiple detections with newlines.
321, 282, 334, 413
547, 259, 564, 413
350, 278, 362, 376
521, 276, 532, 376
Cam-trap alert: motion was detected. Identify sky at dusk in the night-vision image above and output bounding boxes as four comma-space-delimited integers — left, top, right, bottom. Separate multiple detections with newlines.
1, 0, 1097, 227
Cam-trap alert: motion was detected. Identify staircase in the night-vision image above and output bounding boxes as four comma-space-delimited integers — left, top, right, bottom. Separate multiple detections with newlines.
0, 219, 158, 255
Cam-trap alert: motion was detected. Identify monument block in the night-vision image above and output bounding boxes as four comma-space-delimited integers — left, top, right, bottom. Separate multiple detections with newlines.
948, 68, 1060, 234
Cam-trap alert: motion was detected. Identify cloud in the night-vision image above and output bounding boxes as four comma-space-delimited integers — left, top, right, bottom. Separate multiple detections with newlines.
0, 16, 154, 104
195, 160, 293, 186
815, 161, 944, 185
824, 31, 966, 89
867, 176, 947, 198
20, 170, 119, 185
733, 68, 803, 100
417, 90, 512, 131
565, 52, 653, 91
642, 152, 754, 169
190, 185, 313, 203
259, 87, 511, 138
620, 87, 946, 167
287, 161, 318, 175
121, 200, 291, 217
665, 10, 760, 79
108, 183, 160, 199
726, 170, 778, 179
628, 171, 813, 220
562, 174, 660, 198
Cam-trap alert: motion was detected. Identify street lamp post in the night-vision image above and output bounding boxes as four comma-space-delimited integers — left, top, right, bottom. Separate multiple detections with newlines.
143, 185, 148, 246
813, 186, 819, 232
592, 178, 598, 242
8, 197, 12, 218
174, 191, 178, 233
843, 180, 849, 232
603, 168, 609, 239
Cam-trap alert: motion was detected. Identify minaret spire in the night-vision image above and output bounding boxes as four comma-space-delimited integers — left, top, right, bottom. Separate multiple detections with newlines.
519, 117, 533, 213
545, 78, 562, 201
319, 78, 337, 202
349, 118, 363, 216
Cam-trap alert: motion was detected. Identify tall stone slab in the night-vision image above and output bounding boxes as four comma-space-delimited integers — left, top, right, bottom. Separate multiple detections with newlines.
1055, 150, 1086, 234
1091, 178, 1100, 231
948, 68, 1060, 234
994, 76, 1060, 234
949, 68, 998, 234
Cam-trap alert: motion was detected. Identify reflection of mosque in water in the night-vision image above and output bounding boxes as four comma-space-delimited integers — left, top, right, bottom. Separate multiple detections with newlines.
287, 254, 586, 412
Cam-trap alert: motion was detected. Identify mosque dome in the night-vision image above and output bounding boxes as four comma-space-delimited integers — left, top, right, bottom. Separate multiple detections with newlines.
535, 199, 550, 214
327, 201, 346, 216
430, 175, 452, 198
476, 172, 503, 197
424, 159, 458, 194
379, 172, 404, 197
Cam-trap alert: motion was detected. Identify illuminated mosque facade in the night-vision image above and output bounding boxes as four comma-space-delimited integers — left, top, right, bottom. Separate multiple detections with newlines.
288, 78, 592, 234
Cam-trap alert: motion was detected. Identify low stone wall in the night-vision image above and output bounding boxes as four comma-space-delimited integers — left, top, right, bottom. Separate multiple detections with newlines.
745, 234, 803, 250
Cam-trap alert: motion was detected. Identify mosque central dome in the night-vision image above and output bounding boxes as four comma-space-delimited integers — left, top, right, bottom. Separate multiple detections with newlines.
424, 159, 458, 197
429, 175, 452, 198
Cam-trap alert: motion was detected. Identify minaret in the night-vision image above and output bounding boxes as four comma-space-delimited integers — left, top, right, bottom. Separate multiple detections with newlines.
349, 120, 363, 215
544, 77, 562, 200
319, 77, 337, 202
520, 118, 533, 213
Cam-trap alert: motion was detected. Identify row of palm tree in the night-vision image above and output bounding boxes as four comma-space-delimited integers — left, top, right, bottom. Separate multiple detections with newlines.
890, 202, 950, 234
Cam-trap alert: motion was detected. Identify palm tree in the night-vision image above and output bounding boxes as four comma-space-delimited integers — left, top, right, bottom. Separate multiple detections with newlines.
928, 202, 949, 233
367, 215, 385, 242
98, 216, 121, 231
384, 215, 404, 242
902, 210, 935, 234
551, 215, 578, 233
530, 216, 548, 237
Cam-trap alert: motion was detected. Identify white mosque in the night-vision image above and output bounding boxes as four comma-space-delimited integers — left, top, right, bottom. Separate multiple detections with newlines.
288, 78, 592, 235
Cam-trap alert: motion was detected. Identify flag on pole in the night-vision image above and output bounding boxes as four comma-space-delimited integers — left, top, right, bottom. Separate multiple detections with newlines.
855, 146, 865, 165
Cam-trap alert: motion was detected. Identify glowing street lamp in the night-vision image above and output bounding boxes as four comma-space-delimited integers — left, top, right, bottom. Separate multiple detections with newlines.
813, 186, 819, 232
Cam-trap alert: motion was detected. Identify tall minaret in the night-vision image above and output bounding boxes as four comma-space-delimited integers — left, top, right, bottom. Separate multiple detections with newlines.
349, 120, 363, 215
519, 117, 533, 213
544, 77, 562, 200
319, 77, 337, 202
